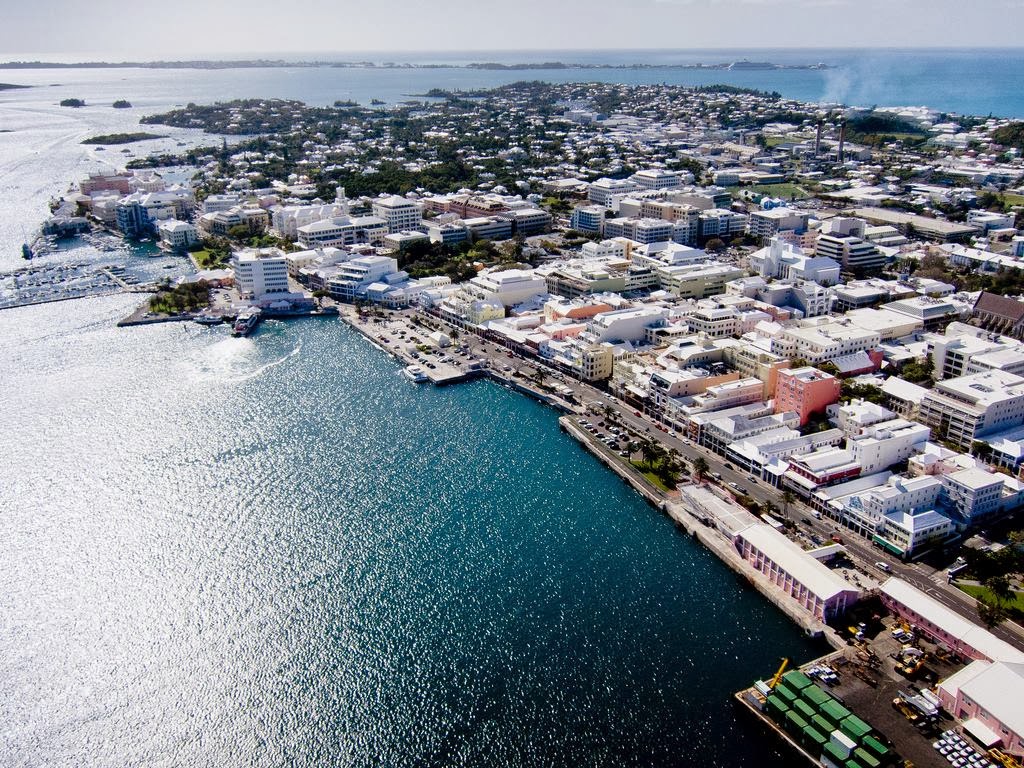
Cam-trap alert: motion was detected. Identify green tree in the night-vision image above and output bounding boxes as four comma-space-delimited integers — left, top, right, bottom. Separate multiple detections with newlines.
781, 489, 796, 518
692, 456, 709, 481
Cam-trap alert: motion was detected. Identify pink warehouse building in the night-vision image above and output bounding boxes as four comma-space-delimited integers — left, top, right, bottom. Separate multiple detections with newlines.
734, 523, 859, 622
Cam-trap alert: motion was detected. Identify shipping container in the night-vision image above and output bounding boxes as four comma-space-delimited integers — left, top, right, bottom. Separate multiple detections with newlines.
803, 725, 828, 747
786, 711, 809, 734
840, 714, 872, 742
861, 736, 889, 759
812, 714, 834, 735
824, 741, 848, 765
773, 683, 798, 704
783, 670, 814, 691
794, 700, 816, 720
822, 700, 851, 724
854, 747, 881, 768
803, 685, 832, 707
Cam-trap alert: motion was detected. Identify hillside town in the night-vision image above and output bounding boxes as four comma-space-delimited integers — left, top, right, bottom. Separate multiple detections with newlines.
23, 78, 1024, 766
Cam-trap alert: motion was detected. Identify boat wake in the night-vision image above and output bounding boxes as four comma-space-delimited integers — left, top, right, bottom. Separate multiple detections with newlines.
188, 338, 303, 384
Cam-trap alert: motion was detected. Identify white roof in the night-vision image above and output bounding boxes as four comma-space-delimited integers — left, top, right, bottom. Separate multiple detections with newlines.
940, 661, 1024, 742
880, 376, 929, 402
736, 523, 857, 601
881, 578, 1024, 663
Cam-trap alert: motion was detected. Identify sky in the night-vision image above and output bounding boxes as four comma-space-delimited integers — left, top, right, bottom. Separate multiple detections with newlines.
3, 0, 1024, 59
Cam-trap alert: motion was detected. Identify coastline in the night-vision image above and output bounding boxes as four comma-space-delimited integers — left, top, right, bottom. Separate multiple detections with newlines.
340, 304, 847, 648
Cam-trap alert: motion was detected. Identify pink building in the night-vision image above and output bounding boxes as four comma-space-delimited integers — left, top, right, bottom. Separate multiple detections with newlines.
80, 172, 131, 196
938, 661, 1024, 757
774, 366, 841, 426
734, 523, 859, 622
879, 578, 1024, 664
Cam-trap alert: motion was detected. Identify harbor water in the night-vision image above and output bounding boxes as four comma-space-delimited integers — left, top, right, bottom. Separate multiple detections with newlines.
0, 297, 824, 766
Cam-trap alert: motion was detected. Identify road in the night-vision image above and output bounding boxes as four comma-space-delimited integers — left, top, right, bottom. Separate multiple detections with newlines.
418, 309, 1024, 651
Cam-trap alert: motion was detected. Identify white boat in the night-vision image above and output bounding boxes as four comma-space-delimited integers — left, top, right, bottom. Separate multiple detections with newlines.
232, 307, 261, 337
403, 365, 428, 383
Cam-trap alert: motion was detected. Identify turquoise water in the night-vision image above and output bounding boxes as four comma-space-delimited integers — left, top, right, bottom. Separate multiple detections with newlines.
0, 297, 823, 765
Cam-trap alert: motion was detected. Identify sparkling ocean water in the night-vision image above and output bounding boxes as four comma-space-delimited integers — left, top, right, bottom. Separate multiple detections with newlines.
0, 48, 1011, 766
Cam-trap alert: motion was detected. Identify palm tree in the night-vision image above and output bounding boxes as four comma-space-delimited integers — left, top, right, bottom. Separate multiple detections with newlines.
692, 456, 709, 481
782, 489, 795, 518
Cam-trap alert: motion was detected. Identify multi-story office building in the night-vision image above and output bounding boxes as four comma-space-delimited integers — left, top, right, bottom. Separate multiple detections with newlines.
371, 196, 423, 234
919, 370, 1024, 449
233, 248, 290, 299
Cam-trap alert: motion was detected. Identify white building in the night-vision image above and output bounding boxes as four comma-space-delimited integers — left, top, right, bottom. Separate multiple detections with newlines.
940, 468, 1006, 522
272, 201, 350, 240
773, 319, 881, 365
233, 248, 290, 299
749, 237, 842, 285
919, 370, 1024, 449
588, 178, 641, 206
629, 168, 683, 191
847, 419, 931, 475
371, 195, 423, 234
297, 216, 388, 248
157, 220, 199, 250
748, 208, 810, 242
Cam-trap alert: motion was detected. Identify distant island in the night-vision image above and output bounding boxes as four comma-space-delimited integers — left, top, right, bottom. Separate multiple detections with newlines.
112, 99, 132, 108
0, 58, 832, 72
82, 132, 165, 144
0, 82, 30, 90
59, 98, 86, 107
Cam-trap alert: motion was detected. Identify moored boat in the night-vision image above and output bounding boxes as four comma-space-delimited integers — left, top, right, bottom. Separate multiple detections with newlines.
232, 307, 261, 337
403, 365, 428, 383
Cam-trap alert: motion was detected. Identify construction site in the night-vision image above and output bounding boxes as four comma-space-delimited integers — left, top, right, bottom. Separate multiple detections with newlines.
736, 601, 1024, 768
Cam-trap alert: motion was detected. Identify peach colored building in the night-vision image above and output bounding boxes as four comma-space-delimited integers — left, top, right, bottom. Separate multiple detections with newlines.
774, 366, 841, 426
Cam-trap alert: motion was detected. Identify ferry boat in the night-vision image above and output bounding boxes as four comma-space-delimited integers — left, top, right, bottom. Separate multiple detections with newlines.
403, 365, 428, 383
232, 308, 261, 337
195, 314, 224, 326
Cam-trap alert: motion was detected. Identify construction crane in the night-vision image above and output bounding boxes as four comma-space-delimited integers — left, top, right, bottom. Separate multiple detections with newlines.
769, 658, 790, 689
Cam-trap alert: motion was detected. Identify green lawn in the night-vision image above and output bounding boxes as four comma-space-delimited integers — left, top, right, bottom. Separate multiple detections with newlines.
191, 249, 228, 270
1002, 192, 1024, 208
630, 459, 675, 492
959, 583, 1024, 613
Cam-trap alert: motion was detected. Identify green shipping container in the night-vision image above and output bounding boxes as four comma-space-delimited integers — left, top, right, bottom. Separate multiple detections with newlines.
786, 711, 809, 734
862, 736, 889, 759
854, 748, 881, 768
794, 700, 815, 720
812, 714, 833, 735
803, 725, 828, 747
845, 760, 866, 768
766, 697, 789, 722
824, 741, 848, 765
783, 670, 814, 690
822, 700, 851, 724
840, 714, 872, 741
803, 685, 831, 707
773, 683, 797, 704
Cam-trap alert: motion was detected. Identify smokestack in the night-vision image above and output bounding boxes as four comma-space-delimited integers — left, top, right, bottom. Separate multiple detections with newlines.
814, 120, 823, 157
838, 121, 846, 164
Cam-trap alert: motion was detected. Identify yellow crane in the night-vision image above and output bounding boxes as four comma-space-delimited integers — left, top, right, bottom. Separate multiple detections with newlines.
769, 658, 790, 689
